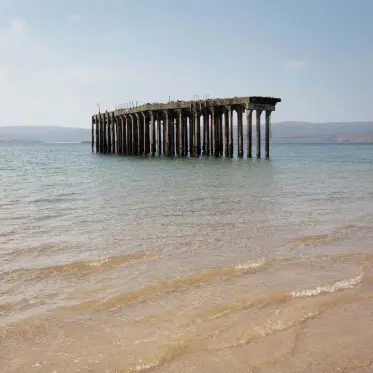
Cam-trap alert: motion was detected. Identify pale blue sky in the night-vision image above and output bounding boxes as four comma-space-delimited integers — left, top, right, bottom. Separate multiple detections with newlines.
0, 0, 372, 127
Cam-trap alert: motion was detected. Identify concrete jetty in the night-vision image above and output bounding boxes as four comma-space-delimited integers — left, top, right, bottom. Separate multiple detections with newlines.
91, 96, 281, 158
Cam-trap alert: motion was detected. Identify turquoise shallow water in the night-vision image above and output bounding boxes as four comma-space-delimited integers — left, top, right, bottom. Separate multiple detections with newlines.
1, 142, 373, 373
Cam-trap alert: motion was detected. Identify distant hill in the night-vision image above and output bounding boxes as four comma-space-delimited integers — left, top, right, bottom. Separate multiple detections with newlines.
271, 121, 373, 141
0, 126, 90, 143
1, 122, 373, 143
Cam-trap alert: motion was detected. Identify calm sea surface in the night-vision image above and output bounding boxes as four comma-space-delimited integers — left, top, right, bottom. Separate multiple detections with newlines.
1, 142, 373, 373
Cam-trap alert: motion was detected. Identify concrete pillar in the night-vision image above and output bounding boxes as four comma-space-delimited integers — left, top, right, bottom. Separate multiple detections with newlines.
157, 115, 162, 155
124, 114, 132, 155
203, 112, 208, 156
169, 117, 174, 156
131, 114, 136, 155
164, 113, 169, 156
112, 113, 116, 154
135, 114, 141, 155
237, 107, 243, 158
256, 110, 262, 159
188, 116, 193, 156
265, 110, 271, 159
183, 116, 188, 156
246, 110, 253, 158
122, 116, 126, 155
99, 114, 104, 153
224, 111, 229, 157
95, 115, 99, 153
227, 108, 233, 158
178, 112, 182, 156
91, 117, 94, 152
116, 116, 120, 155
219, 112, 223, 156
150, 112, 155, 156
120, 116, 124, 155
211, 110, 217, 157
107, 113, 112, 154
195, 114, 201, 156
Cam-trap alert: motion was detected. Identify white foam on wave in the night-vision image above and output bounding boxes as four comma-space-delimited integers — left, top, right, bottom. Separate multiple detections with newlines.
291, 273, 364, 298
88, 258, 110, 268
234, 258, 268, 270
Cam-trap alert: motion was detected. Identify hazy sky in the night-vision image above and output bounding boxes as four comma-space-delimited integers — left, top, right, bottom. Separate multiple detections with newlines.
0, 0, 372, 128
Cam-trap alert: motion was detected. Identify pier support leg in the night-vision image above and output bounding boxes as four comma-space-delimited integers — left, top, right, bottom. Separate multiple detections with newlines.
164, 114, 170, 156
246, 110, 252, 158
107, 114, 112, 154
131, 114, 137, 155
256, 110, 262, 159
212, 111, 218, 157
150, 113, 155, 156
178, 113, 183, 156
116, 116, 120, 155
224, 111, 229, 157
169, 118, 174, 156
195, 115, 201, 156
143, 113, 149, 155
137, 114, 142, 155
123, 116, 127, 155
265, 110, 271, 159
111, 113, 115, 154
126, 115, 131, 155
218, 113, 223, 156
188, 117, 193, 156
91, 117, 94, 152
183, 116, 188, 156
95, 115, 99, 153
99, 114, 104, 154
227, 108, 232, 158
203, 113, 208, 156
157, 117, 162, 156
237, 107, 243, 158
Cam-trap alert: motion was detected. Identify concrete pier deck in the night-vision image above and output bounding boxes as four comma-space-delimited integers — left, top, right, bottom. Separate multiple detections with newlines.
91, 96, 281, 158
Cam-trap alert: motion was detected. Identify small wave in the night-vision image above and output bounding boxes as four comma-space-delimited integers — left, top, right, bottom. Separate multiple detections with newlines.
1, 251, 158, 280
292, 224, 360, 247
69, 258, 273, 313
197, 273, 364, 322
291, 273, 363, 298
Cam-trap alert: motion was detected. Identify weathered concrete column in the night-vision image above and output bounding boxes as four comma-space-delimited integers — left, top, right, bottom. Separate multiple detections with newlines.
224, 110, 229, 157
218, 112, 223, 155
246, 109, 253, 158
211, 109, 218, 157
178, 112, 183, 156
182, 115, 188, 156
229, 109, 233, 158
188, 116, 193, 156
99, 114, 104, 153
131, 114, 136, 155
237, 107, 243, 158
203, 112, 208, 156
91, 117, 94, 152
265, 110, 271, 159
125, 115, 131, 155
164, 113, 169, 156
144, 114, 150, 155
107, 113, 112, 154
195, 114, 201, 156
111, 113, 116, 154
256, 110, 262, 159
135, 113, 141, 155
121, 115, 126, 155
169, 117, 174, 156
95, 115, 99, 153
157, 114, 162, 155
150, 112, 155, 156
